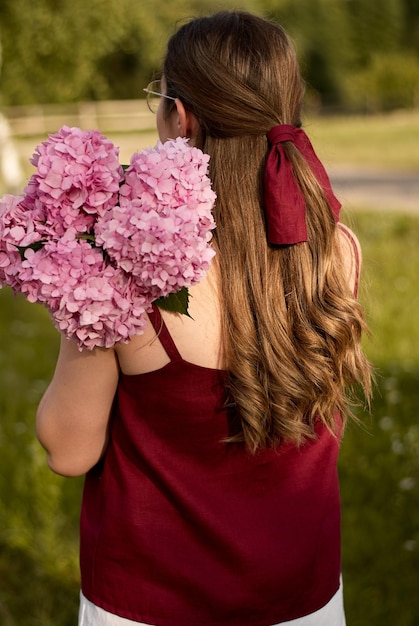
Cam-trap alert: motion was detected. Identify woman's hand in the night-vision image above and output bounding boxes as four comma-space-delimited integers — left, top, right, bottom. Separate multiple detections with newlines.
36, 335, 119, 477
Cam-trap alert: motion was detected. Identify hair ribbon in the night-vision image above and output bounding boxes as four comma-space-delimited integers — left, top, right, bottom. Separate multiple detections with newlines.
264, 124, 341, 245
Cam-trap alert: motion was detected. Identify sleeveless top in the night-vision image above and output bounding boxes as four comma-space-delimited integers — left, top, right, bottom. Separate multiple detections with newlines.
79, 224, 360, 626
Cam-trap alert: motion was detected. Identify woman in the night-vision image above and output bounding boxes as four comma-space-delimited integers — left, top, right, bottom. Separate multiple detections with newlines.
36, 11, 372, 626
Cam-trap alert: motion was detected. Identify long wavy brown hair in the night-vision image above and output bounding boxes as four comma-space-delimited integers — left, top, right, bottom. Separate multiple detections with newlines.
162, 11, 372, 452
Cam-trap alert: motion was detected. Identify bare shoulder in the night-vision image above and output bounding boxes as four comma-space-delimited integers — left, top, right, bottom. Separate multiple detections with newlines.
336, 222, 362, 295
114, 308, 171, 374
115, 262, 223, 374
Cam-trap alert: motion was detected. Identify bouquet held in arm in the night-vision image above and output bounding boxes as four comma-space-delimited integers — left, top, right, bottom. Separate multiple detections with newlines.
0, 126, 216, 349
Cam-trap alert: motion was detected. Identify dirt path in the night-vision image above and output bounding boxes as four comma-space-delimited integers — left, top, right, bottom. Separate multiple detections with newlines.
328, 164, 419, 213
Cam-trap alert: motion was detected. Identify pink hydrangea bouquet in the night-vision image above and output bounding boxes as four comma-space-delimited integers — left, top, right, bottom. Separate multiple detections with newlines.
0, 126, 216, 349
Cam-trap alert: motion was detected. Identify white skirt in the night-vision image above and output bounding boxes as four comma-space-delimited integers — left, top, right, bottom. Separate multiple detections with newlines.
78, 579, 346, 626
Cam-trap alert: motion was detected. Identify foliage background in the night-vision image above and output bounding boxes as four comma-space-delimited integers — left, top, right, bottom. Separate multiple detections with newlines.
0, 0, 419, 111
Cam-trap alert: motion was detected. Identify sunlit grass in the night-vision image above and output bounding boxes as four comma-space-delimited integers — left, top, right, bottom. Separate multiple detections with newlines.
347, 209, 419, 366
306, 110, 419, 170
337, 209, 419, 625
0, 295, 81, 625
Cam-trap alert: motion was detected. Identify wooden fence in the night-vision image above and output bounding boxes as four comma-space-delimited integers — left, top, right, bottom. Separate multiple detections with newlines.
3, 99, 155, 137
0, 100, 157, 193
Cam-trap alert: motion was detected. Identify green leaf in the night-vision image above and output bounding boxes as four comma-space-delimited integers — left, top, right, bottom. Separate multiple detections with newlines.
15, 240, 47, 260
76, 232, 96, 244
154, 287, 192, 317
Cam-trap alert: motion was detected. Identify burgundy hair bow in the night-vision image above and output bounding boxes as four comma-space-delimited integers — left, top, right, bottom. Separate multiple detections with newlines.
263, 124, 341, 245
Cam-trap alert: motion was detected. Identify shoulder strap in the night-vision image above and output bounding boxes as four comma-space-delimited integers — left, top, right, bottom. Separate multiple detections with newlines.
147, 305, 183, 362
338, 223, 360, 298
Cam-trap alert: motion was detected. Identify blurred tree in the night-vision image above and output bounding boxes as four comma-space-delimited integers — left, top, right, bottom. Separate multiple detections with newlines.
403, 0, 419, 55
262, 0, 419, 111
0, 0, 258, 106
0, 0, 170, 104
0, 1, 418, 108
344, 52, 419, 112
264, 0, 353, 106
345, 0, 405, 66
342, 0, 419, 111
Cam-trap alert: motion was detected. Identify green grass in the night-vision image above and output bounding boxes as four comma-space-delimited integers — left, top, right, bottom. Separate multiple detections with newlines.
0, 298, 82, 625
340, 372, 419, 626
339, 209, 419, 625
348, 209, 419, 366
305, 110, 419, 170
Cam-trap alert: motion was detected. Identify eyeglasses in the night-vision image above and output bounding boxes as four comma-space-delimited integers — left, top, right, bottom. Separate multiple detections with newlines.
143, 80, 177, 113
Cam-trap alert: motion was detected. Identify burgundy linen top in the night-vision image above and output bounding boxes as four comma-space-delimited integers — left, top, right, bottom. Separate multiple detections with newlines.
80, 306, 346, 625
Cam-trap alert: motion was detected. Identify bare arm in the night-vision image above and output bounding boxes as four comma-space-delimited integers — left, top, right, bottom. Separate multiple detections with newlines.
36, 335, 120, 477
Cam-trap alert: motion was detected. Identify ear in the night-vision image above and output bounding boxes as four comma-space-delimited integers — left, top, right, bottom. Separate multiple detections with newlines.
174, 98, 200, 142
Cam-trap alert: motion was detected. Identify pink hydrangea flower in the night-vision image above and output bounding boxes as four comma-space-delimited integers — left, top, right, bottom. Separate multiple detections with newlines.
26, 125, 124, 237
0, 193, 42, 290
16, 230, 150, 349
0, 129, 216, 350
95, 137, 216, 300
